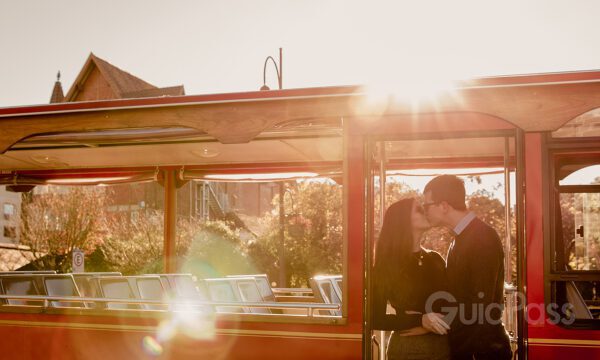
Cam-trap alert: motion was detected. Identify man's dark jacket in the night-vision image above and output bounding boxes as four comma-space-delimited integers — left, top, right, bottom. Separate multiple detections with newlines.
446, 216, 512, 358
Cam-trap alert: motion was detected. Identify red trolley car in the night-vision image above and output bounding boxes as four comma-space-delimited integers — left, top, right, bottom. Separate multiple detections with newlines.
0, 70, 599, 359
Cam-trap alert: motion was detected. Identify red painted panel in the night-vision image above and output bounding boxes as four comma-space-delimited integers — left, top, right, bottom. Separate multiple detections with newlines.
346, 122, 366, 331
529, 345, 600, 359
525, 134, 545, 312
0, 323, 361, 359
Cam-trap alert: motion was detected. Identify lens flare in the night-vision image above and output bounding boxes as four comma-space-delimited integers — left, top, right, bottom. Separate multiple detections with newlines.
173, 306, 217, 340
142, 336, 163, 356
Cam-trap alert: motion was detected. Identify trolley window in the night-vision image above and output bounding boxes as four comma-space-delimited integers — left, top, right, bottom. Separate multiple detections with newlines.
0, 128, 346, 323
550, 155, 600, 329
552, 108, 600, 138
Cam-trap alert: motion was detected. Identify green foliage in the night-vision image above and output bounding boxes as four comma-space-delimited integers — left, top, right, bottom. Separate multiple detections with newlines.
374, 181, 419, 229
249, 180, 343, 287
96, 212, 235, 275
181, 220, 255, 279
563, 192, 600, 271
18, 185, 254, 276
97, 209, 164, 274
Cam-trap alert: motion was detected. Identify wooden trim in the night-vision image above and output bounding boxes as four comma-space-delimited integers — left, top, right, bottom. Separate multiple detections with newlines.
163, 170, 177, 273
0, 319, 361, 340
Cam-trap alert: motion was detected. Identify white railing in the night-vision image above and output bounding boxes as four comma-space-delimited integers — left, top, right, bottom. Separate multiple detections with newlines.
0, 294, 340, 317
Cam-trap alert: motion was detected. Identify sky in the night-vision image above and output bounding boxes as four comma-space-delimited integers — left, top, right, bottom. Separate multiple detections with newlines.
0, 0, 599, 107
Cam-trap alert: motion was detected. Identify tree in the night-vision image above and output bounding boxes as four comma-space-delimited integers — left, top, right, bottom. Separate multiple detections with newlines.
181, 220, 255, 279
92, 210, 201, 275
92, 209, 165, 274
249, 180, 343, 287
19, 187, 105, 272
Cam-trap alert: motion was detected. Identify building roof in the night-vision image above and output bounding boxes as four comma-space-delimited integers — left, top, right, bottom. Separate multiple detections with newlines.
123, 85, 185, 98
0, 243, 35, 271
63, 53, 185, 102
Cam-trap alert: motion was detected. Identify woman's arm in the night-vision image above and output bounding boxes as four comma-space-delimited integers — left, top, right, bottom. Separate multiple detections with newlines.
371, 278, 423, 331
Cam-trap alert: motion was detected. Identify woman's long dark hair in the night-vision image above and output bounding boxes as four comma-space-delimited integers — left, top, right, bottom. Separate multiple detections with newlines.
373, 198, 415, 295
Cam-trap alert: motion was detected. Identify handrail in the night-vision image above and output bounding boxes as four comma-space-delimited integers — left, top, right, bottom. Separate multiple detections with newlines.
0, 295, 340, 316
504, 283, 517, 293
272, 288, 313, 294
371, 334, 381, 358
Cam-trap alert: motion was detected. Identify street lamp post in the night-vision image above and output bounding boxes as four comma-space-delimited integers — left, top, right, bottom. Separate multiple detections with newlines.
261, 48, 286, 286
260, 48, 283, 90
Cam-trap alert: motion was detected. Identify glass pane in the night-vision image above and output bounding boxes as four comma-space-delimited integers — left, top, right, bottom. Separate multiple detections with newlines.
238, 282, 262, 302
206, 281, 243, 313
553, 108, 600, 138
101, 280, 134, 299
554, 281, 600, 321
137, 279, 163, 300
320, 282, 340, 304
11, 183, 164, 274
45, 276, 85, 308
561, 193, 600, 271
560, 165, 600, 186
45, 277, 78, 296
173, 275, 202, 298
179, 176, 343, 293
5, 279, 37, 295
100, 279, 138, 310
238, 281, 269, 314
571, 281, 600, 319
3, 278, 41, 306
3, 203, 14, 216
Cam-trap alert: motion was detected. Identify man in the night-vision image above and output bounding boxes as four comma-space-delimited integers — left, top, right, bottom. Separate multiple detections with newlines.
423, 175, 512, 360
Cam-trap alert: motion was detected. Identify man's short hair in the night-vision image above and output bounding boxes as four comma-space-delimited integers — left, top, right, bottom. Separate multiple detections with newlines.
424, 175, 467, 211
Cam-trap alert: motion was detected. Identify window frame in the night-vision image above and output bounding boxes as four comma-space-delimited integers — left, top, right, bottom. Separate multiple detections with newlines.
3, 202, 15, 220
545, 135, 600, 329
2, 225, 16, 239
0, 132, 350, 325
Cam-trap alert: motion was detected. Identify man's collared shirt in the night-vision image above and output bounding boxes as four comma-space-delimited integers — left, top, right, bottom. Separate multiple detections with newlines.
453, 211, 476, 236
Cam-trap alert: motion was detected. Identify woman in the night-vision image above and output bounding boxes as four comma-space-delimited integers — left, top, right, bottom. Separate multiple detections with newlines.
372, 198, 450, 360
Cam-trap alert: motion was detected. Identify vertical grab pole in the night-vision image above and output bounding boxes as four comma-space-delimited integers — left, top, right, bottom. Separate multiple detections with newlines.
278, 182, 287, 287
365, 137, 374, 360
515, 129, 527, 359
504, 137, 512, 284
503, 137, 516, 345
378, 142, 387, 360
164, 169, 177, 273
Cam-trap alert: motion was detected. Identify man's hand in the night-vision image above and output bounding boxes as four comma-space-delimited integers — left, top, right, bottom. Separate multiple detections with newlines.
421, 312, 450, 335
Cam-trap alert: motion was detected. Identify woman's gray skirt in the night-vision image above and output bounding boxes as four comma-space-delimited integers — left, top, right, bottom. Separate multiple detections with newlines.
387, 332, 450, 360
